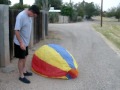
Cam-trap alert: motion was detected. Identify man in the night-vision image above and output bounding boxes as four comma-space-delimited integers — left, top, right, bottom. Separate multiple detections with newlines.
14, 5, 40, 84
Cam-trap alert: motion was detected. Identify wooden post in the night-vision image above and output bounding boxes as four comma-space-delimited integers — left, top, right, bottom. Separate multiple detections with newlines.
42, 0, 46, 39
101, 0, 103, 27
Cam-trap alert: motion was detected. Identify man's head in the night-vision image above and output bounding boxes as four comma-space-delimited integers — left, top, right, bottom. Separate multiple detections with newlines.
27, 5, 40, 17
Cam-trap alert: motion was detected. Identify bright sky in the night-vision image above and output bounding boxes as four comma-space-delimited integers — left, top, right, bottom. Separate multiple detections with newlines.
10, 0, 120, 11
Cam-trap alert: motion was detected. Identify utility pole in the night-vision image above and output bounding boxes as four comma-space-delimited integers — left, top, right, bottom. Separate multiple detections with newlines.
70, 0, 72, 7
101, 0, 103, 27
83, 0, 85, 19
42, 0, 45, 39
19, 0, 23, 5
70, 0, 72, 22
42, 0, 48, 39
46, 0, 48, 36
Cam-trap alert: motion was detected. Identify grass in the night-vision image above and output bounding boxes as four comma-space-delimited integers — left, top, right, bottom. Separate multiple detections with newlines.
93, 16, 118, 22
93, 16, 120, 49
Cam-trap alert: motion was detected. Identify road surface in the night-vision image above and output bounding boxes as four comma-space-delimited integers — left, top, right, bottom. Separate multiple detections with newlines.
0, 22, 120, 90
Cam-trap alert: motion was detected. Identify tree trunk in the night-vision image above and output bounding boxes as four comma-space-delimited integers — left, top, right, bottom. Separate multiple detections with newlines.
19, 0, 23, 5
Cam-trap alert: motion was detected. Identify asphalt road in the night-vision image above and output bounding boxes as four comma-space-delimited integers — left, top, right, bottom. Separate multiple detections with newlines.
48, 22, 120, 90
0, 22, 120, 90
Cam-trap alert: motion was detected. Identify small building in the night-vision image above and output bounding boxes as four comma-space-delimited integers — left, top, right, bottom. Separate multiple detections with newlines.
49, 7, 61, 13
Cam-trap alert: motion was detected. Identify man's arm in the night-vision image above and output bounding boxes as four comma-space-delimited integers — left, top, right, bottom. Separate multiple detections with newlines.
15, 30, 26, 50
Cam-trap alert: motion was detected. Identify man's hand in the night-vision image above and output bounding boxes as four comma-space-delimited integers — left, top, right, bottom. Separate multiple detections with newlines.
20, 42, 26, 50
15, 30, 26, 50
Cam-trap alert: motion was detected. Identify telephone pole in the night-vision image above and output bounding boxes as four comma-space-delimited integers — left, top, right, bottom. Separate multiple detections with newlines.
42, 0, 48, 39
70, 0, 72, 7
19, 0, 23, 5
101, 0, 103, 27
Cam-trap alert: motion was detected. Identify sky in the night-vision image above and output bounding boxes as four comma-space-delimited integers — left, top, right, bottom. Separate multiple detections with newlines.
10, 0, 120, 11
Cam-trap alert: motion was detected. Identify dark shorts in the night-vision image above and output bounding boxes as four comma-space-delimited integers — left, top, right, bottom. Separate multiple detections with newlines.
14, 43, 28, 59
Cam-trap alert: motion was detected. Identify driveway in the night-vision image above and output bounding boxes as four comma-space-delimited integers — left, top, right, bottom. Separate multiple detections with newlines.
0, 21, 120, 90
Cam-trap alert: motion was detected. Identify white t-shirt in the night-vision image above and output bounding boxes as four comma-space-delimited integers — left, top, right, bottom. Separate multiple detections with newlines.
14, 10, 32, 46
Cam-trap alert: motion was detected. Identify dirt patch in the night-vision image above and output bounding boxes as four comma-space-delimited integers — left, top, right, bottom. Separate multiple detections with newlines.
30, 30, 64, 53
46, 30, 62, 40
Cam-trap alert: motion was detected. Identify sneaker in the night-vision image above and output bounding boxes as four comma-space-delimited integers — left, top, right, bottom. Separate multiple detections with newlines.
19, 77, 30, 84
24, 71, 33, 76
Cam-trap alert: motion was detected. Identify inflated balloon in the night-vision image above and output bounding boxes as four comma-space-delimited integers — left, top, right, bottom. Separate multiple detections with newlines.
32, 44, 78, 79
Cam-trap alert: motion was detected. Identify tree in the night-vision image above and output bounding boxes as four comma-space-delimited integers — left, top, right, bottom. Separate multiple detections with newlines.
74, 1, 99, 19
106, 4, 120, 22
10, 3, 30, 10
61, 3, 79, 22
0, 0, 11, 5
35, 0, 62, 9
115, 4, 120, 22
74, 2, 84, 18
48, 0, 62, 9
19, 0, 23, 5
61, 4, 73, 17
106, 7, 116, 17
84, 2, 96, 19
94, 4, 101, 16
35, 0, 42, 9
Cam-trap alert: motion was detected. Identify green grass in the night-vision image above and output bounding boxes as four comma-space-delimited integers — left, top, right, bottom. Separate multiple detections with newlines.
93, 16, 118, 22
93, 16, 120, 49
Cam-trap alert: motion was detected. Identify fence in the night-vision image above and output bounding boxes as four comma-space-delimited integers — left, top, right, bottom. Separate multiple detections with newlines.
33, 12, 42, 44
9, 9, 22, 60
58, 15, 69, 23
0, 5, 48, 67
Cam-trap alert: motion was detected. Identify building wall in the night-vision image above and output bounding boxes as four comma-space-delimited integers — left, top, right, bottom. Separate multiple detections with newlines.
0, 5, 10, 67
58, 15, 69, 23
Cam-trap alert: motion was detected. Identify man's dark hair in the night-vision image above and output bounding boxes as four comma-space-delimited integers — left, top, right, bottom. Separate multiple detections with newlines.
29, 5, 40, 15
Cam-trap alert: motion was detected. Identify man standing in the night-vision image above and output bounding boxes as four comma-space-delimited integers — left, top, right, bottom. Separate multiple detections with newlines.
14, 5, 40, 84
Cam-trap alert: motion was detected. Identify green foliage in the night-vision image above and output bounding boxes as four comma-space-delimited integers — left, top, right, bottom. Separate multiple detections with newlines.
49, 12, 59, 23
77, 9, 84, 18
61, 4, 73, 17
48, 0, 62, 9
106, 7, 116, 17
115, 4, 120, 21
61, 4, 74, 22
35, 0, 42, 9
10, 3, 30, 10
19, 0, 23, 5
94, 4, 101, 16
61, 1, 98, 21
84, 2, 96, 19
0, 0, 11, 5
35, 0, 62, 9
71, 11, 78, 22
61, 3, 83, 22
74, 2, 84, 18
74, 1, 100, 19
106, 4, 120, 22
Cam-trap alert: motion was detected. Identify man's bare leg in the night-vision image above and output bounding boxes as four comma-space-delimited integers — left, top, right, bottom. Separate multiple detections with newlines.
18, 59, 25, 78
22, 56, 32, 76
23, 56, 27, 73
18, 58, 30, 84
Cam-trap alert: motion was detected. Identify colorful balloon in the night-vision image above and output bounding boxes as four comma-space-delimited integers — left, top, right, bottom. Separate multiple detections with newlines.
32, 44, 78, 79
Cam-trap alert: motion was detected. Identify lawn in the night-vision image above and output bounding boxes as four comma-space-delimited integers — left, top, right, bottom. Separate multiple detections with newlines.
93, 16, 120, 49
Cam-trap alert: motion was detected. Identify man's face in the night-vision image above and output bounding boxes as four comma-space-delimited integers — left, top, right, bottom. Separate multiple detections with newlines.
28, 10, 37, 17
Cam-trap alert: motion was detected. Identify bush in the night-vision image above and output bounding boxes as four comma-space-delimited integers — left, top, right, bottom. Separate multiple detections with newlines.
49, 12, 59, 23
77, 16, 82, 22
10, 3, 30, 10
